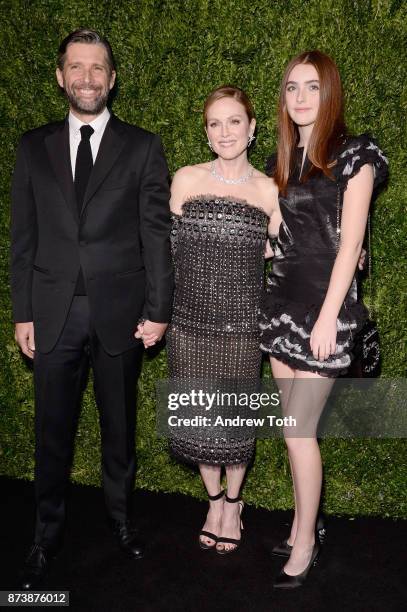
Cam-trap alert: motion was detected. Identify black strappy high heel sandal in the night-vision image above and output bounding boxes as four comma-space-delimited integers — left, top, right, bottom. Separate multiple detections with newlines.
199, 489, 225, 550
215, 494, 244, 555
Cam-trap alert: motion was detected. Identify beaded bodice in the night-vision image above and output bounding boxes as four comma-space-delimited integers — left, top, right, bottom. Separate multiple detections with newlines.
170, 195, 268, 333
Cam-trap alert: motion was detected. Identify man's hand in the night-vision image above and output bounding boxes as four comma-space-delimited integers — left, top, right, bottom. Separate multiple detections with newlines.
135, 320, 168, 348
15, 322, 35, 359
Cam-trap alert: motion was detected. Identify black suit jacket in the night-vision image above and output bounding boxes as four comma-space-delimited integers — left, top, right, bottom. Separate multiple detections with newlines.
10, 113, 173, 354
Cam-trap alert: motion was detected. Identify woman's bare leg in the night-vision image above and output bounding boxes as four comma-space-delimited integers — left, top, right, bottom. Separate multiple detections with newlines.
198, 464, 223, 546
216, 463, 247, 552
270, 357, 297, 544
283, 369, 334, 575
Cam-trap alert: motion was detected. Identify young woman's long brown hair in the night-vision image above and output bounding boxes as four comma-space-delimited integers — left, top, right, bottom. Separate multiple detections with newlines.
274, 50, 347, 194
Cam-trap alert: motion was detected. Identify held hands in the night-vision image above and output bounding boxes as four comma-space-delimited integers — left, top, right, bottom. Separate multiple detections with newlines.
15, 322, 35, 359
310, 316, 337, 361
135, 320, 168, 349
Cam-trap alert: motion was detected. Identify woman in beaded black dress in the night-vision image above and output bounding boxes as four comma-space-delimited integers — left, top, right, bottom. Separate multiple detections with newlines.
166, 86, 279, 553
259, 51, 388, 588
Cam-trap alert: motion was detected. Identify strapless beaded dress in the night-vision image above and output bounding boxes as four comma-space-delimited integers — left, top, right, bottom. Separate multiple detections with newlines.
166, 195, 268, 465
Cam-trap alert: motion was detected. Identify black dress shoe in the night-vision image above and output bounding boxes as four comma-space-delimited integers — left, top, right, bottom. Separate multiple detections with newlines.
273, 543, 320, 589
20, 544, 54, 590
112, 521, 144, 560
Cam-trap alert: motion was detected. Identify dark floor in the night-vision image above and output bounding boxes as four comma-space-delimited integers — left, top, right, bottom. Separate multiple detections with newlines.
0, 476, 405, 611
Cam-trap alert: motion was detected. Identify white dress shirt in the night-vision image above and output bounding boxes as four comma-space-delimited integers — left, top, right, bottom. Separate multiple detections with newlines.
69, 107, 111, 180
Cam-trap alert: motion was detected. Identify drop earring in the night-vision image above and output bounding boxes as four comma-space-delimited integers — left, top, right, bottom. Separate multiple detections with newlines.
205, 129, 214, 152
248, 133, 255, 147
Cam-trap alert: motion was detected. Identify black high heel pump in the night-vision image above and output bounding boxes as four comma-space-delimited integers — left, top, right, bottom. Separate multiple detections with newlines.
273, 543, 320, 589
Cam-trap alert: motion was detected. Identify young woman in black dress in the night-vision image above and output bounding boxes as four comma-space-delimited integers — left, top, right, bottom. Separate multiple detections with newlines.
260, 50, 388, 588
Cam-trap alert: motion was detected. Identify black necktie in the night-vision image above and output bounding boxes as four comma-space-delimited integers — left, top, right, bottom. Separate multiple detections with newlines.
75, 124, 94, 214
74, 124, 94, 295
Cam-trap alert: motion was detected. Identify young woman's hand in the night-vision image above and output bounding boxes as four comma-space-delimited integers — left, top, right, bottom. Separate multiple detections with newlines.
358, 248, 366, 270
310, 316, 337, 361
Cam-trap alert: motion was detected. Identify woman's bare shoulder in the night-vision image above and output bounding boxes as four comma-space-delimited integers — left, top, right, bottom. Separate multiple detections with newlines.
173, 162, 211, 182
171, 163, 211, 213
253, 167, 277, 186
251, 169, 278, 213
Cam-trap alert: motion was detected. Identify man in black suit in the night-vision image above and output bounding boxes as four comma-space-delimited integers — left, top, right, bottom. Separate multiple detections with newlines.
10, 29, 173, 589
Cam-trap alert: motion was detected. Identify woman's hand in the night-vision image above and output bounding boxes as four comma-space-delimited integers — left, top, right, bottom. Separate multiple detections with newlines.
264, 240, 274, 259
135, 321, 168, 348
358, 247, 366, 271
310, 316, 337, 361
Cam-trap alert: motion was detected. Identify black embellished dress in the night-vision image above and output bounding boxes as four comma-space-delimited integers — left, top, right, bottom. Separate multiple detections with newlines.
259, 134, 388, 376
166, 195, 268, 465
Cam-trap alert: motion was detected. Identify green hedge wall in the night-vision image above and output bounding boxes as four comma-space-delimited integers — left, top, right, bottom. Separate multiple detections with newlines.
0, 0, 406, 518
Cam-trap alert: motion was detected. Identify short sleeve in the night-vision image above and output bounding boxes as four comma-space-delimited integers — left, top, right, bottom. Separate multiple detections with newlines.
265, 152, 277, 177
335, 134, 388, 192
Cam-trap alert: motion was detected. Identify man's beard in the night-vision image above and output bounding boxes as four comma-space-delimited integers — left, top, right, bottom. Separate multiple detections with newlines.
64, 82, 110, 115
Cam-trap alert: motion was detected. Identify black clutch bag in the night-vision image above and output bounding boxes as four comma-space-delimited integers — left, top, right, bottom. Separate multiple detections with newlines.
348, 319, 381, 378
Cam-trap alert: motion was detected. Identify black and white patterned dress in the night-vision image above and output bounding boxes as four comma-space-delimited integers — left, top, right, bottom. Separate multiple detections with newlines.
166, 195, 268, 465
259, 134, 388, 376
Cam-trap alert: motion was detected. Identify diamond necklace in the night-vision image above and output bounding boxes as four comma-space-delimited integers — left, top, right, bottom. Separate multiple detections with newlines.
210, 160, 254, 185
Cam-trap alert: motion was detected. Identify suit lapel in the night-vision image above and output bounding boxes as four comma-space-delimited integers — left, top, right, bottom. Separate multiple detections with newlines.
44, 119, 78, 222
81, 115, 127, 216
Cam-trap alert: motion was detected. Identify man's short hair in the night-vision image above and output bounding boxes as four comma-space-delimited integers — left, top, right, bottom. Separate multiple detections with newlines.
57, 28, 116, 73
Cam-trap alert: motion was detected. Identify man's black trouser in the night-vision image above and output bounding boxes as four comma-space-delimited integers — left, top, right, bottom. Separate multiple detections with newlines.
33, 296, 143, 549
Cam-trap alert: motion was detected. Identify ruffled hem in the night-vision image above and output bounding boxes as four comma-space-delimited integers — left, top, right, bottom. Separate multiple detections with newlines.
259, 295, 368, 377
259, 345, 350, 377
260, 294, 367, 331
